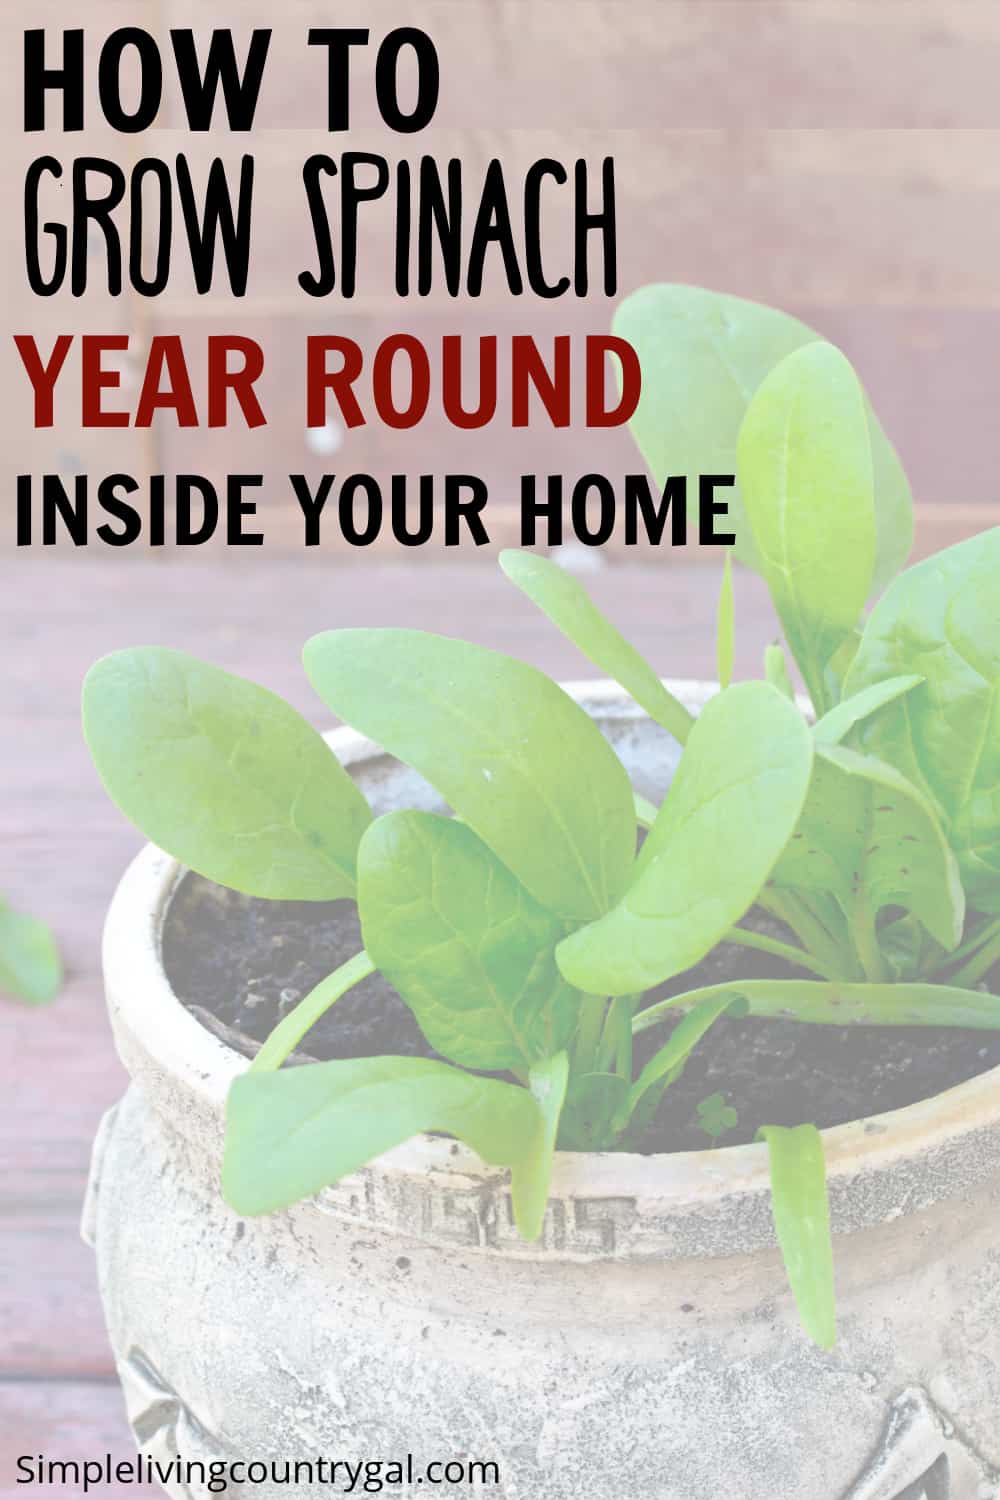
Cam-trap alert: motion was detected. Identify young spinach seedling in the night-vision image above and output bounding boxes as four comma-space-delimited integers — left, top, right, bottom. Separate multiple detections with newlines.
696, 1093, 738, 1141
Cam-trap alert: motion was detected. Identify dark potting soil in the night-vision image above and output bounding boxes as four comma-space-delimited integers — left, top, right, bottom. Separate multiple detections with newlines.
163, 873, 1000, 1154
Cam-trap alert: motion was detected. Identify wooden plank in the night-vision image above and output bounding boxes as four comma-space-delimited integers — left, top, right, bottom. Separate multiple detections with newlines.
0, 1215, 115, 1381
0, 555, 774, 728
911, 503, 1000, 561
0, 1383, 159, 1500
15, 0, 999, 138
0, 973, 129, 1206
154, 2, 1000, 130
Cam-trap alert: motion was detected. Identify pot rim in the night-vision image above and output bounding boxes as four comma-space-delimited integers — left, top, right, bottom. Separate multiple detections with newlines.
101, 677, 1000, 1255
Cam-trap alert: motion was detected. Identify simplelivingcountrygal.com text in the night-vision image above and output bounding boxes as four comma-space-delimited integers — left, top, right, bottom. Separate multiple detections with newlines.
16, 1452, 501, 1493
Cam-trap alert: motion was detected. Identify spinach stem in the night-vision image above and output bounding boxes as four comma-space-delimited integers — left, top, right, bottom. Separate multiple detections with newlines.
250, 950, 376, 1074
630, 976, 1000, 1035
572, 993, 607, 1075
804, 889, 852, 951
948, 924, 1000, 990
802, 663, 833, 721
632, 989, 720, 1038
615, 998, 634, 1079
721, 926, 838, 981
596, 994, 637, 1075
930, 917, 1000, 980
852, 897, 889, 985
759, 889, 856, 979
651, 689, 697, 746
634, 793, 658, 830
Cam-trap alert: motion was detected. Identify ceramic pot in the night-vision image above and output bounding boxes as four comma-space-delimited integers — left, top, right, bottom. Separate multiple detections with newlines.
84, 682, 1000, 1500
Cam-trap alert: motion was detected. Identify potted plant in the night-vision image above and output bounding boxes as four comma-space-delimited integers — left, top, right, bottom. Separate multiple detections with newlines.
81, 291, 1000, 1498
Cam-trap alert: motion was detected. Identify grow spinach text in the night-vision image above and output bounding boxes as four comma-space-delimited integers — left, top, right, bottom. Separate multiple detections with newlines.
23, 28, 617, 299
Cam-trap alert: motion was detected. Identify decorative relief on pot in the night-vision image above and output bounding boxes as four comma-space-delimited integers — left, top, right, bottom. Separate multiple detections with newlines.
316, 1170, 645, 1257
843, 1388, 998, 1500
120, 1347, 244, 1498
569, 1196, 640, 1254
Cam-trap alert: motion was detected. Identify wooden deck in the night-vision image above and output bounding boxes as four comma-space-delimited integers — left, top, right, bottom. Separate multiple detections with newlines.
0, 553, 785, 1489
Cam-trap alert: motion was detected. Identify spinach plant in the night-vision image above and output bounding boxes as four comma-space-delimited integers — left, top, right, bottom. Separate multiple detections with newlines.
83, 287, 1000, 1352
0, 897, 61, 1005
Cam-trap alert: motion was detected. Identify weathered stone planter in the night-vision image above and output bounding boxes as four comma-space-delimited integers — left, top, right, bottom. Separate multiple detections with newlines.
85, 683, 1000, 1499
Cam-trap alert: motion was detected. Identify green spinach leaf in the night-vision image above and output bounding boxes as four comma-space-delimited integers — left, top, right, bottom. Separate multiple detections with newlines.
511, 1052, 570, 1240
304, 629, 635, 919
878, 913, 944, 984
737, 342, 877, 712
773, 745, 964, 955
557, 682, 813, 993
631, 977, 1000, 1032
759, 1124, 836, 1351
717, 552, 735, 690
627, 993, 746, 1120
252, 952, 376, 1072
811, 675, 924, 747
764, 643, 795, 700
844, 528, 1000, 911
83, 648, 372, 900
224, 1055, 539, 1216
499, 549, 694, 743
613, 283, 911, 592
559, 1071, 630, 1151
358, 811, 578, 1071
0, 900, 62, 1005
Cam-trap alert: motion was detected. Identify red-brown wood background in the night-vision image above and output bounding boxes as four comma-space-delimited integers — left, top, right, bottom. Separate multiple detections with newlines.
3, 2, 1000, 554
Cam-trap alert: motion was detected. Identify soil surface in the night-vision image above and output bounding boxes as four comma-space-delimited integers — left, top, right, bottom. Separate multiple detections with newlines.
163, 874, 1000, 1154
